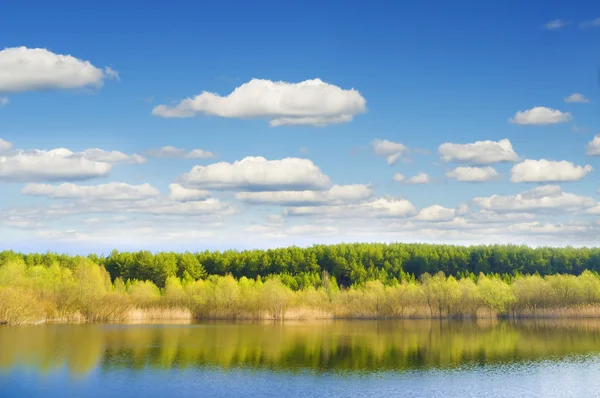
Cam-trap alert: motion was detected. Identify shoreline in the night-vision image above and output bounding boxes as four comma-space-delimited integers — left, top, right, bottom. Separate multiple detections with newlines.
6, 305, 600, 326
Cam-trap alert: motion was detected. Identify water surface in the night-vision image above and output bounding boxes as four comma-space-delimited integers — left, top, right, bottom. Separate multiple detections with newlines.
2, 319, 600, 397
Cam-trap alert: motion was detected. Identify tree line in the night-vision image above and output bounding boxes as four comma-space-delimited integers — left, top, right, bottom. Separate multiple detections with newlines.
4, 253, 600, 324
2, 243, 600, 289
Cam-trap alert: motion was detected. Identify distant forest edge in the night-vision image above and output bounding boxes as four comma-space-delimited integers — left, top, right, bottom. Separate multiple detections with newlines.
3, 243, 600, 288
4, 243, 600, 325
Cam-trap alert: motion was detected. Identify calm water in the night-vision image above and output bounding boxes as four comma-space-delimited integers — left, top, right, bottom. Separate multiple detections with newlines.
2, 319, 600, 397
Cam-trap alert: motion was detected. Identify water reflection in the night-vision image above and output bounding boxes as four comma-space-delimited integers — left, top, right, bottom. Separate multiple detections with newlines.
2, 319, 600, 376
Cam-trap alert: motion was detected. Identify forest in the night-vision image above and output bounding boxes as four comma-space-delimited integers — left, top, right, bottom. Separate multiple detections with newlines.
2, 243, 600, 325
4, 243, 600, 289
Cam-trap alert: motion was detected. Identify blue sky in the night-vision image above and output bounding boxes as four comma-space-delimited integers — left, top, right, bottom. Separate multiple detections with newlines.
0, 0, 599, 253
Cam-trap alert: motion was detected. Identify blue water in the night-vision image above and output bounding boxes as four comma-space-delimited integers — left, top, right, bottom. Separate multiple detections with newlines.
2, 321, 600, 397
4, 358, 600, 397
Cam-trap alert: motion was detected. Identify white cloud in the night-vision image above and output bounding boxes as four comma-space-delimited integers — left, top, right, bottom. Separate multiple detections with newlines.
186, 149, 216, 159
178, 156, 331, 191
128, 198, 233, 216
235, 184, 373, 206
564, 93, 590, 103
285, 225, 338, 236
509, 107, 572, 125
393, 173, 405, 182
438, 139, 518, 164
2, 194, 234, 227
543, 19, 569, 30
414, 205, 455, 221
473, 185, 596, 213
0, 97, 8, 106
104, 67, 120, 80
405, 172, 430, 185
22, 182, 159, 201
507, 222, 588, 235
0, 144, 147, 182
466, 210, 537, 223
285, 197, 416, 219
75, 148, 146, 164
0, 149, 111, 182
244, 223, 339, 238
0, 47, 116, 93
586, 205, 600, 215
446, 166, 499, 182
510, 159, 593, 183
580, 17, 600, 28
168, 183, 211, 202
371, 139, 409, 165
143, 146, 215, 159
0, 138, 12, 152
586, 135, 600, 156
152, 78, 366, 127
29, 226, 218, 246
391, 171, 428, 184
266, 214, 284, 225
457, 204, 470, 215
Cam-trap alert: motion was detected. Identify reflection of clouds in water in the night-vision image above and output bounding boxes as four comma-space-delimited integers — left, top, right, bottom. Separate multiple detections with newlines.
2, 320, 600, 376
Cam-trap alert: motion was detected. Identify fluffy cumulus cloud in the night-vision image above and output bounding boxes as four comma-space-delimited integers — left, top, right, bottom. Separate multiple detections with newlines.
586, 135, 600, 156
0, 47, 117, 93
178, 156, 331, 191
143, 146, 215, 159
0, 138, 12, 152
0, 148, 112, 182
473, 185, 596, 213
0, 97, 8, 106
510, 159, 593, 183
22, 182, 160, 201
414, 205, 455, 221
446, 166, 499, 182
509, 107, 572, 125
438, 139, 518, 164
587, 205, 600, 215
168, 183, 211, 202
371, 139, 410, 165
564, 93, 590, 103
404, 172, 430, 185
0, 140, 148, 182
0, 139, 147, 182
235, 184, 373, 206
152, 78, 367, 127
285, 197, 417, 219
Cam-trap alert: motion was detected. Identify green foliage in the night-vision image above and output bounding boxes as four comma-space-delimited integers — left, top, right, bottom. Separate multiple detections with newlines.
5, 243, 600, 289
3, 243, 600, 325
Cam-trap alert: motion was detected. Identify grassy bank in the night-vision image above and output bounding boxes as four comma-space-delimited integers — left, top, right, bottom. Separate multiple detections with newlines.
4, 256, 600, 325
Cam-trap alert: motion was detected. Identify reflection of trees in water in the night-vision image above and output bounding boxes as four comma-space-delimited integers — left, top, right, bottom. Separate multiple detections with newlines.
2, 320, 600, 376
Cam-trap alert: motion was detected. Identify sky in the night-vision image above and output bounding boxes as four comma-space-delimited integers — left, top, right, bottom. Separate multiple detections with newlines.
0, 0, 599, 253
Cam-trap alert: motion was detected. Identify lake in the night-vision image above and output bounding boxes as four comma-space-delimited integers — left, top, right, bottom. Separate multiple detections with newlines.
2, 319, 600, 397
